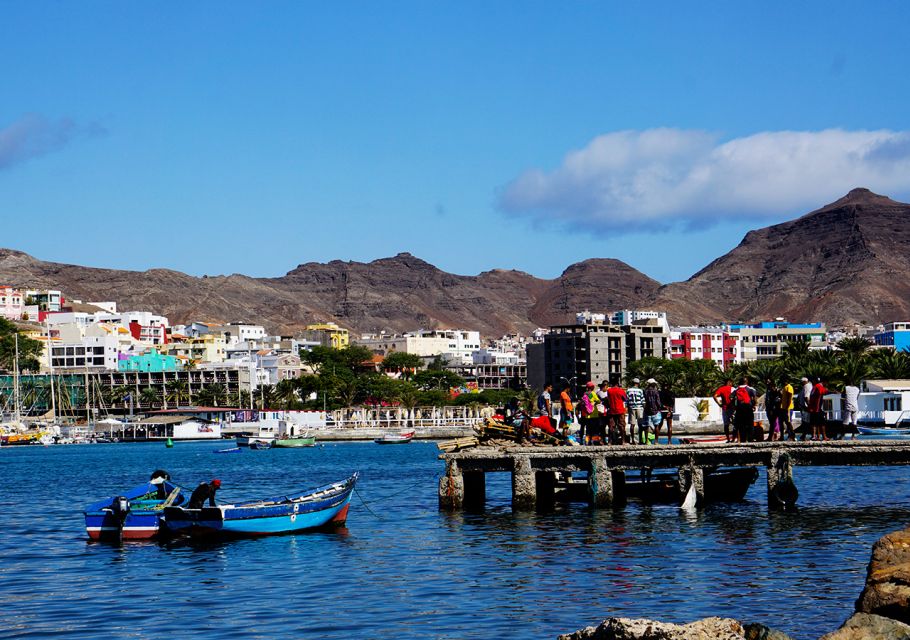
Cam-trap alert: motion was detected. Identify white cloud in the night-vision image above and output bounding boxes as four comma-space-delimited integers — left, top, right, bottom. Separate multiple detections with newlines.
498, 128, 910, 228
0, 113, 105, 171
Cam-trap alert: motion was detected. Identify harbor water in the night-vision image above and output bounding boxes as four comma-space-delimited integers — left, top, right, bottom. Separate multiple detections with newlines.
2, 440, 909, 639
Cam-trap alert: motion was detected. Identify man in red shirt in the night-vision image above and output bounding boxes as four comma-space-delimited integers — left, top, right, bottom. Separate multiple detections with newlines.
808, 376, 828, 441
607, 377, 629, 445
713, 378, 735, 442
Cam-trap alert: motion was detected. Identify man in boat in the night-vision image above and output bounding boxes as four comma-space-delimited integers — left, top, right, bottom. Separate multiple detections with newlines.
188, 479, 221, 509
149, 469, 171, 500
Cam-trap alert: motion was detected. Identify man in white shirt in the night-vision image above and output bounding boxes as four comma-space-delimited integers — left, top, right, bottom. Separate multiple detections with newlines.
843, 383, 861, 438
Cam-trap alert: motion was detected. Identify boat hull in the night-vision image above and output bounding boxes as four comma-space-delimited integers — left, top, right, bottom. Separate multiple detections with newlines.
273, 437, 316, 448
858, 426, 910, 436
164, 473, 358, 538
83, 481, 184, 541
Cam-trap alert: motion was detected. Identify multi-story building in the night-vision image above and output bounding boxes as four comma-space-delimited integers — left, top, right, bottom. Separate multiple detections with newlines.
302, 322, 350, 349
727, 320, 827, 361
118, 349, 182, 372
670, 326, 739, 370
609, 309, 670, 331
359, 329, 482, 366
46, 322, 141, 371
473, 363, 527, 390
0, 286, 24, 320
623, 320, 670, 362
25, 289, 63, 312
874, 322, 910, 352
542, 323, 626, 396
45, 310, 169, 346
163, 333, 227, 365
257, 352, 303, 384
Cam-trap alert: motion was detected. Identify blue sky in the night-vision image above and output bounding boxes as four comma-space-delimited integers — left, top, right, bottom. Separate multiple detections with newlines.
2, 2, 909, 284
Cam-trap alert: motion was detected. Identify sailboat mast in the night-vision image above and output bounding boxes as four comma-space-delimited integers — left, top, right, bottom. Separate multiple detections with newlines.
46, 320, 56, 422
13, 333, 21, 423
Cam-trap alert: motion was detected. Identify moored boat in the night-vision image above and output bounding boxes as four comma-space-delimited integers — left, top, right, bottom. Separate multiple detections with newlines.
236, 433, 276, 447
249, 440, 273, 450
857, 425, 910, 436
163, 473, 359, 538
83, 478, 185, 540
374, 431, 414, 445
273, 435, 317, 448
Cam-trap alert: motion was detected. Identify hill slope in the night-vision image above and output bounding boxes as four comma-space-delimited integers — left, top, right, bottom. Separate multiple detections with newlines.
653, 188, 910, 326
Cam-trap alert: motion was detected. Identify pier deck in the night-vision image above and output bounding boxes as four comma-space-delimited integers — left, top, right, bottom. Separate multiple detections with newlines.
438, 440, 910, 511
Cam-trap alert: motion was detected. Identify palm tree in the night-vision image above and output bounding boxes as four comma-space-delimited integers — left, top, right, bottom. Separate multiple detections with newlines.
196, 383, 227, 407
397, 383, 420, 427
139, 386, 161, 409
256, 384, 276, 410
868, 349, 910, 380
166, 380, 189, 407
517, 388, 537, 414
837, 355, 870, 387
837, 336, 874, 358
274, 379, 300, 410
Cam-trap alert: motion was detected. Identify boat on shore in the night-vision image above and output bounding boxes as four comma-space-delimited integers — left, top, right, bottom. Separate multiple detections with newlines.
374, 431, 414, 445
273, 435, 317, 448
163, 473, 359, 538
84, 479, 184, 541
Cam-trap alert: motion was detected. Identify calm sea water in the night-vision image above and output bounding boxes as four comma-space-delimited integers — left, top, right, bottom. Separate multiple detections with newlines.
1, 440, 908, 640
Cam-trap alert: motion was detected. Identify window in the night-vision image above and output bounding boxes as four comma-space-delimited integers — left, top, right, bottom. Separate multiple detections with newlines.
885, 397, 903, 412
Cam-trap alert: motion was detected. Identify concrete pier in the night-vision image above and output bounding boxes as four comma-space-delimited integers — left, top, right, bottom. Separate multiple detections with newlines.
438, 440, 910, 511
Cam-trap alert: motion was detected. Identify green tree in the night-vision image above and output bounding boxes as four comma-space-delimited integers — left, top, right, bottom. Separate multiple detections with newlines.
868, 348, 910, 380
412, 369, 465, 392
166, 380, 190, 406
274, 378, 300, 409
139, 386, 161, 408
381, 352, 422, 379
0, 318, 43, 373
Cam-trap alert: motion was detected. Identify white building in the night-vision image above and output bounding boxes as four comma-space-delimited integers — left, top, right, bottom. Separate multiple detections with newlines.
45, 310, 169, 346
472, 348, 521, 365
610, 309, 670, 331
359, 329, 482, 366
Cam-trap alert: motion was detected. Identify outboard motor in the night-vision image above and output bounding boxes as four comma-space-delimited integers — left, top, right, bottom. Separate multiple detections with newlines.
110, 496, 131, 540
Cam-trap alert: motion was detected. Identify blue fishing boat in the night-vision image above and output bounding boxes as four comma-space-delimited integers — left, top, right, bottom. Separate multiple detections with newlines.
84, 478, 185, 541
163, 473, 358, 537
215, 446, 242, 454
249, 440, 272, 450
858, 425, 910, 436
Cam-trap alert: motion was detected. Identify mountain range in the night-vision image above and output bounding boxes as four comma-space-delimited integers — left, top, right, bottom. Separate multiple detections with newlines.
1, 188, 907, 335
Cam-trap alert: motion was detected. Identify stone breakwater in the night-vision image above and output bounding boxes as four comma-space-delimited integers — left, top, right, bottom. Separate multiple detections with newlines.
558, 526, 910, 640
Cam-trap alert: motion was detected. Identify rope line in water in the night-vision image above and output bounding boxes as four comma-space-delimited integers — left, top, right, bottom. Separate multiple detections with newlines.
353, 475, 438, 519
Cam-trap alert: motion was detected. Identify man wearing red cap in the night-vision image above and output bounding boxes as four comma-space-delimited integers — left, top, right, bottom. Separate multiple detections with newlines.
188, 478, 221, 508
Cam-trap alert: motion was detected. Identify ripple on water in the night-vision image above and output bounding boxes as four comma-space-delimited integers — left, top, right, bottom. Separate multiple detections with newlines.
0, 442, 907, 639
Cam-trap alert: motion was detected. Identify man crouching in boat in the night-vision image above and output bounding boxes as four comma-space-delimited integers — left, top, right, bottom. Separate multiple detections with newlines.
188, 479, 221, 508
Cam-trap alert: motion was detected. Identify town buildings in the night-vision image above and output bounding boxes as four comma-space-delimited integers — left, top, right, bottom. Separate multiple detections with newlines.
670, 326, 739, 370
302, 322, 350, 349
728, 320, 827, 361
359, 329, 482, 366
0, 286, 24, 320
874, 322, 910, 352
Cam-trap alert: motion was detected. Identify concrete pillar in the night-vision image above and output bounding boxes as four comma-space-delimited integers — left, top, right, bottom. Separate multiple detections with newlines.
588, 456, 614, 508
438, 460, 465, 510
512, 455, 536, 510
767, 452, 798, 511
678, 465, 705, 507
463, 470, 486, 508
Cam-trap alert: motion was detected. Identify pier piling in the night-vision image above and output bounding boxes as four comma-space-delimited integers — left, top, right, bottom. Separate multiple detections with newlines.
439, 441, 910, 512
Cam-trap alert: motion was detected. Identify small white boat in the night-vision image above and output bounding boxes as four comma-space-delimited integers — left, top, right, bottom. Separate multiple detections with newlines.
374, 431, 415, 445
236, 433, 276, 447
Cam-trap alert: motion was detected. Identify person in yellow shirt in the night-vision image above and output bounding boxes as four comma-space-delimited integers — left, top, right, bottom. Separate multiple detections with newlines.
779, 380, 795, 440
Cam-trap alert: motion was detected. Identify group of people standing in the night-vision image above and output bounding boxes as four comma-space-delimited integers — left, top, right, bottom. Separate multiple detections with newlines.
712, 375, 859, 442
537, 377, 676, 445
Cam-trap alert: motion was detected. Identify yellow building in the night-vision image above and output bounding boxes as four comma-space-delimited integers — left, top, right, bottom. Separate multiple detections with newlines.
162, 333, 226, 364
304, 322, 349, 349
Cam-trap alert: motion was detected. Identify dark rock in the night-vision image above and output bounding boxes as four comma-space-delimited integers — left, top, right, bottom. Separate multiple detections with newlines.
820, 612, 910, 639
